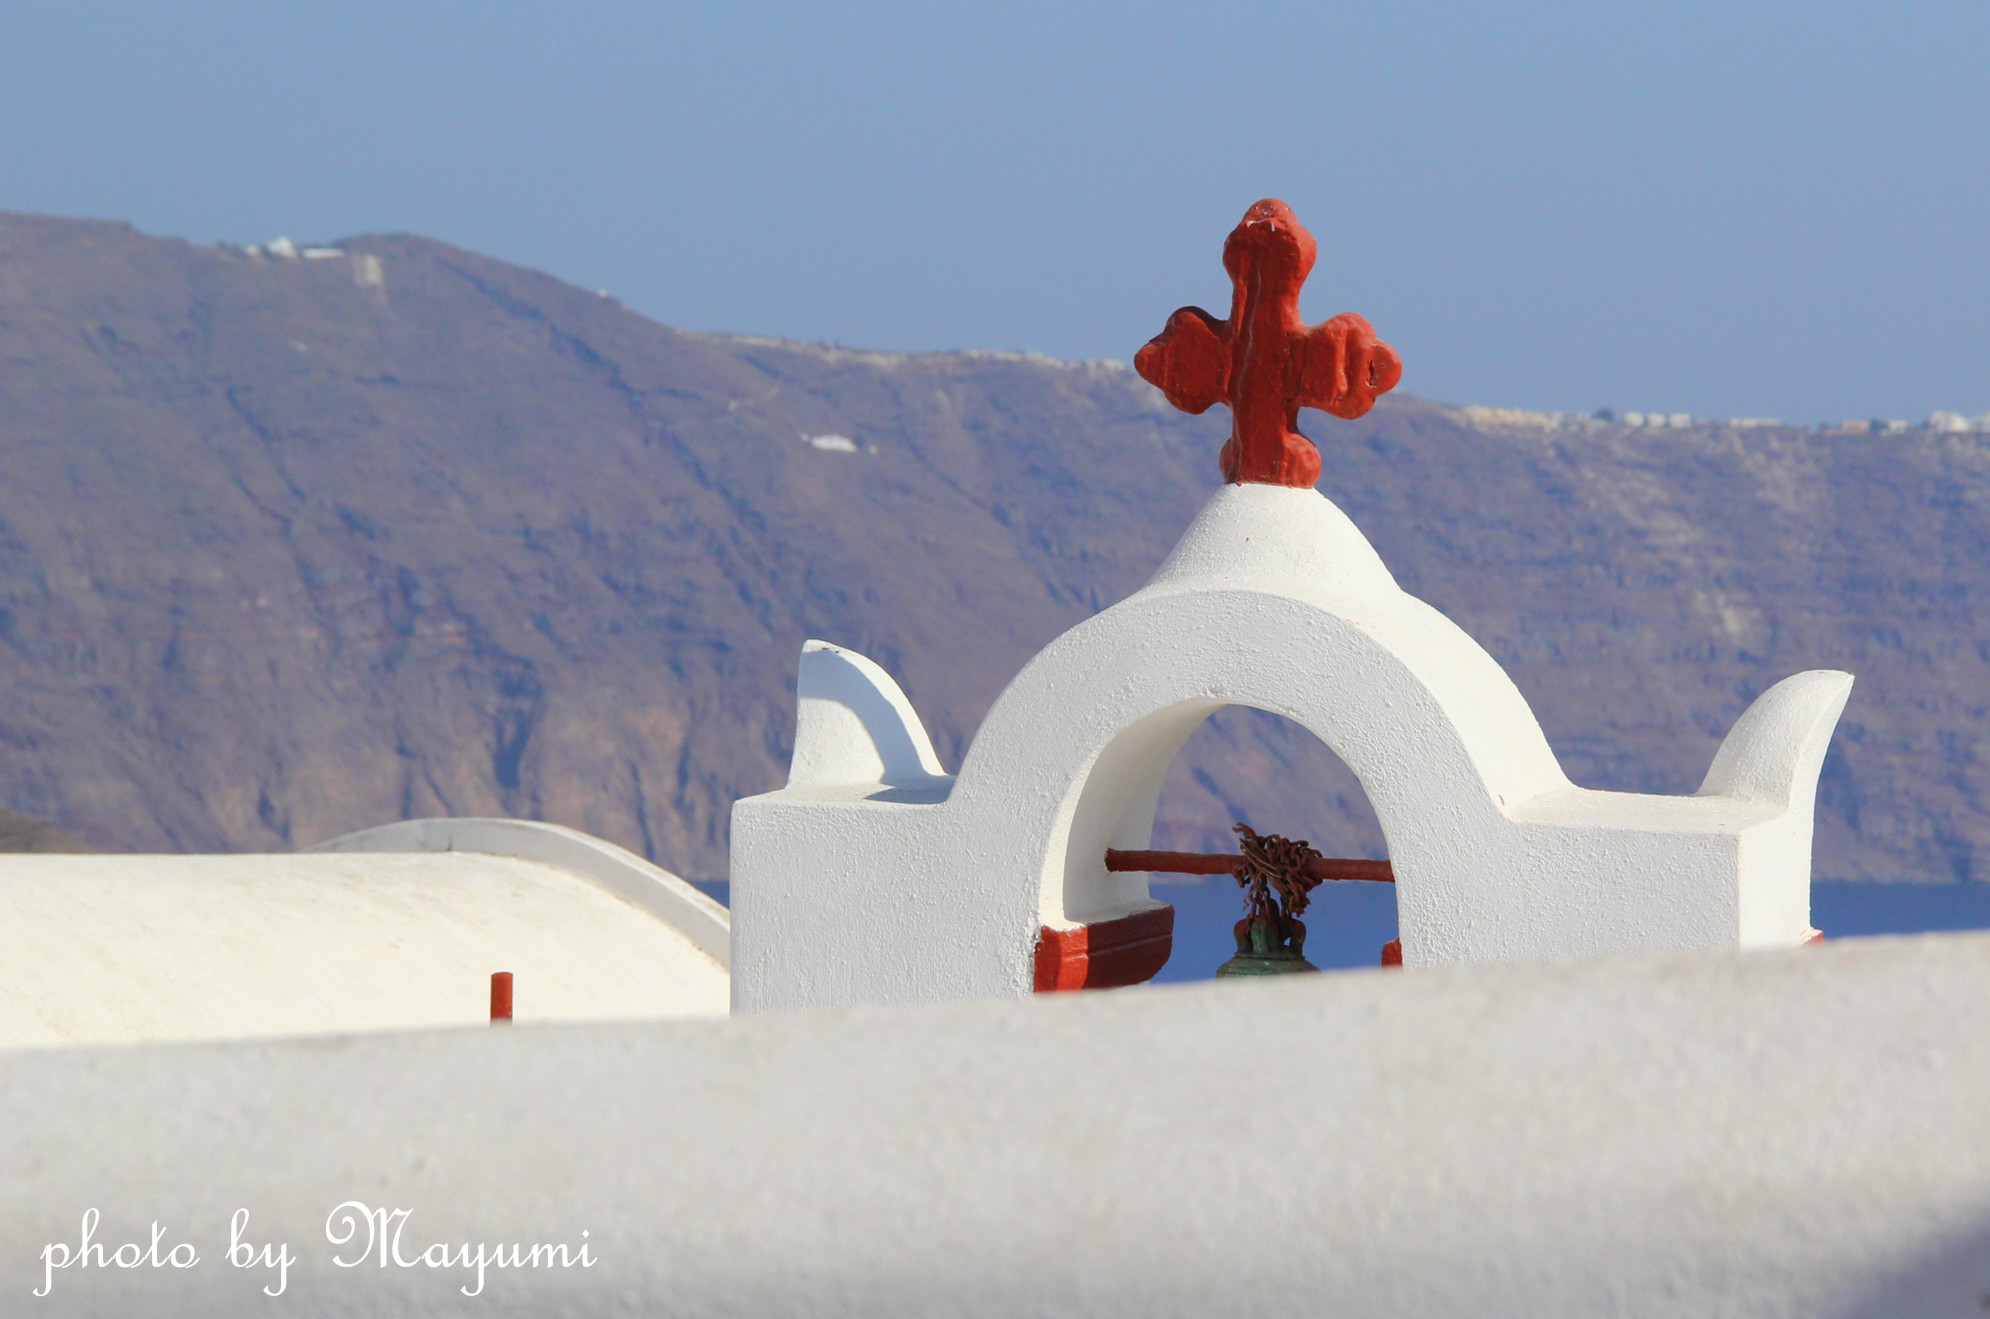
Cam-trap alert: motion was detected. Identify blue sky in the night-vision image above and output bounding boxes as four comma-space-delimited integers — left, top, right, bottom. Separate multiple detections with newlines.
1, 2, 1984, 422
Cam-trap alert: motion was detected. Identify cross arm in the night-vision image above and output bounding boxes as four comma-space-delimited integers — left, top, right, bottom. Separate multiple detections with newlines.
1135, 306, 1231, 415
1295, 312, 1403, 420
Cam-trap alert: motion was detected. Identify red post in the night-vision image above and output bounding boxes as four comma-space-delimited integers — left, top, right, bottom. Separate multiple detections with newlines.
490, 971, 513, 1024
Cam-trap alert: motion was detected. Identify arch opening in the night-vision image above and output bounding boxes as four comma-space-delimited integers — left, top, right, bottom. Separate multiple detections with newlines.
1039, 701, 1396, 988
1147, 707, 1396, 982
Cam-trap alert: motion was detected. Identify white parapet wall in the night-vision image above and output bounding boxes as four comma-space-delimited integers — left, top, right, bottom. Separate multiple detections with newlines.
732, 483, 1852, 1012
3, 932, 1986, 1316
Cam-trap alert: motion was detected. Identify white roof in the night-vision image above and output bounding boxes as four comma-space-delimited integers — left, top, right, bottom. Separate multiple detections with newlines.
0, 820, 728, 1047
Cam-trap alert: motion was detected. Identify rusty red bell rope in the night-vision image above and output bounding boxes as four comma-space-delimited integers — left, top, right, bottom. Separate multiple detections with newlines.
1135, 199, 1402, 487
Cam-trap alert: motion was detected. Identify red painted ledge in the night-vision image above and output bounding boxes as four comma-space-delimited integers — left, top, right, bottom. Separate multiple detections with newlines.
1035, 906, 1175, 992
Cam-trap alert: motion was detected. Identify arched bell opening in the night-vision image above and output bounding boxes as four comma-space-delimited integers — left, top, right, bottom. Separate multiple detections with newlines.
1033, 700, 1396, 992
1146, 707, 1396, 982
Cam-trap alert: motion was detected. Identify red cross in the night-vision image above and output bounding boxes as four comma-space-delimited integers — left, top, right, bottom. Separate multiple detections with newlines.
1135, 199, 1402, 487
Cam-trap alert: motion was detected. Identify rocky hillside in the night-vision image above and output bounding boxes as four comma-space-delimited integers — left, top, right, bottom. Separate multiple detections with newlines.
0, 212, 1980, 881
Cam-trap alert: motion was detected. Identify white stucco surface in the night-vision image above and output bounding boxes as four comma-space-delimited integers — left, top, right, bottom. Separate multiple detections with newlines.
4, 932, 1986, 1316
732, 483, 1852, 1012
788, 639, 952, 794
0, 824, 728, 1047
309, 816, 730, 968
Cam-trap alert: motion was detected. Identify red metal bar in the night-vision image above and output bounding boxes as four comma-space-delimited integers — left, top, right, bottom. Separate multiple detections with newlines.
1104, 849, 1234, 876
1104, 848, 1393, 883
490, 971, 514, 1024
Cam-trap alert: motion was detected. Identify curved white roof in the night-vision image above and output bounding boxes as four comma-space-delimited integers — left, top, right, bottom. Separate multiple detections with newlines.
0, 820, 728, 1048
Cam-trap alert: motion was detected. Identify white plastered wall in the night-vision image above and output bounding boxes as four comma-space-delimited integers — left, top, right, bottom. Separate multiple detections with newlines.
732, 484, 1851, 1013
9, 934, 1990, 1317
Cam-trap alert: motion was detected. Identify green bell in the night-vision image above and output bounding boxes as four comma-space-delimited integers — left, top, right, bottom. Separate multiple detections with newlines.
1215, 913, 1320, 977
